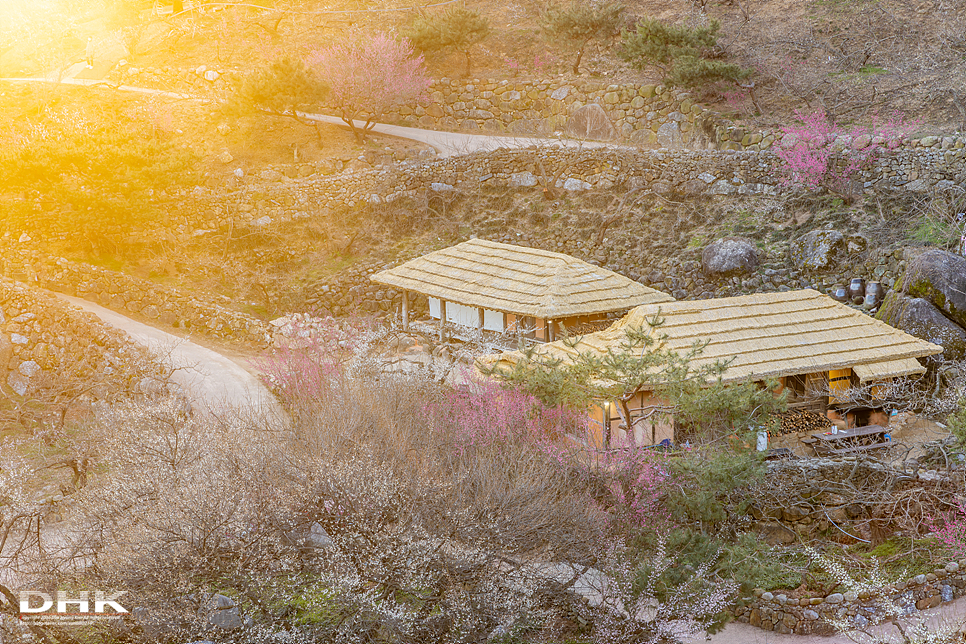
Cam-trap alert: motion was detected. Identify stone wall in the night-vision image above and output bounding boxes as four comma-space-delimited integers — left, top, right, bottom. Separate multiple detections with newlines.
0, 278, 169, 399
382, 78, 716, 148
172, 146, 953, 321
182, 145, 966, 231
736, 457, 966, 635
106, 66, 720, 148
178, 146, 786, 230
108, 62, 236, 98
106, 65, 966, 157
736, 561, 966, 635
3, 248, 275, 348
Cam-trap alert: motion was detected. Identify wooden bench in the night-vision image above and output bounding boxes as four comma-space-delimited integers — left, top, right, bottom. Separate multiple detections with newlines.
808, 424, 892, 456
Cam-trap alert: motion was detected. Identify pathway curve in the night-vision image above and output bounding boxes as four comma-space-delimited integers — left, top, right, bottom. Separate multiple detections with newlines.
56, 294, 284, 423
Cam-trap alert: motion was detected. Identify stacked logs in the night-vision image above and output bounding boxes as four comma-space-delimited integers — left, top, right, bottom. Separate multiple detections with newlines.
771, 409, 833, 437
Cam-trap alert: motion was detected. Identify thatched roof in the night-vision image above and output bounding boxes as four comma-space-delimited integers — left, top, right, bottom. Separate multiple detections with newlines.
371, 239, 674, 319
480, 289, 943, 385
852, 358, 926, 382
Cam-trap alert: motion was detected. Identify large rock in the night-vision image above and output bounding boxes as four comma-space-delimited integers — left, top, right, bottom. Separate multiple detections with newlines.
790, 229, 847, 272
656, 121, 682, 148
0, 334, 12, 370
564, 104, 616, 140
877, 293, 964, 360
903, 249, 966, 330
702, 237, 759, 278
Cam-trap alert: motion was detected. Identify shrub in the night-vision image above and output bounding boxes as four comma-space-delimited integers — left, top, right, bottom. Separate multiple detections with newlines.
230, 55, 329, 144
928, 500, 966, 560
0, 91, 198, 253
588, 538, 738, 642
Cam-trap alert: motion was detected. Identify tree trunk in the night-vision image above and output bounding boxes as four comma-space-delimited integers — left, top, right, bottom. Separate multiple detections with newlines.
464, 50, 472, 78
572, 47, 584, 76
344, 117, 365, 144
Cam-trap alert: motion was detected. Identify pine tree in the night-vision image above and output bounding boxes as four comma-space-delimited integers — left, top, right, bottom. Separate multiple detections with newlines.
403, 7, 490, 78
539, 1, 625, 75
619, 18, 751, 89
231, 56, 329, 144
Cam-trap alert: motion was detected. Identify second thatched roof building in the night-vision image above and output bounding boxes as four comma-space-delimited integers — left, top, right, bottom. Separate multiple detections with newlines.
480, 289, 944, 447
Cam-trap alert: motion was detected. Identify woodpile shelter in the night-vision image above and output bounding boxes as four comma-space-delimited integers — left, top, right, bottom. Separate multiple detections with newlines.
480, 289, 944, 448
370, 239, 674, 341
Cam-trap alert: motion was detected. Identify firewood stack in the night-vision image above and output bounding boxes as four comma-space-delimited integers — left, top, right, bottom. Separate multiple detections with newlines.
771, 409, 833, 437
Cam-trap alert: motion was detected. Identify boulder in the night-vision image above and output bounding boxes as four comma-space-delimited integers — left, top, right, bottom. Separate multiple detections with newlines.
201, 594, 247, 631
565, 104, 616, 140
903, 249, 966, 329
0, 334, 12, 369
509, 171, 537, 187
702, 237, 759, 278
877, 293, 965, 360
790, 229, 847, 272
758, 521, 797, 545
656, 121, 682, 148
304, 522, 335, 549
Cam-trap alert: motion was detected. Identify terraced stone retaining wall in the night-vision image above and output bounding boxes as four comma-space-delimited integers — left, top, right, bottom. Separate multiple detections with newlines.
183, 145, 966, 233
4, 248, 275, 348
736, 562, 966, 635
382, 78, 717, 148
106, 65, 966, 155
0, 278, 169, 399
738, 457, 965, 635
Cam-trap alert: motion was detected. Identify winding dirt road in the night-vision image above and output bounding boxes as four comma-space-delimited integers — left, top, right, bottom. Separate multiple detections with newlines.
0, 73, 618, 158
55, 294, 284, 423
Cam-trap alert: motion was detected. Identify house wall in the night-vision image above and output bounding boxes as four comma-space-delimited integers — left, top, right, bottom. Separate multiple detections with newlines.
428, 297, 506, 332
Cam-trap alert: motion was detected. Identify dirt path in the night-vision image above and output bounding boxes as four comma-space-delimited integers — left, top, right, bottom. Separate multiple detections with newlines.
0, 66, 620, 158
55, 294, 284, 424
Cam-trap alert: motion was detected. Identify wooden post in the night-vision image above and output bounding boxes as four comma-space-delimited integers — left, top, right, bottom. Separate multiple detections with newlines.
547, 319, 555, 343
477, 307, 484, 335
439, 300, 446, 341
401, 290, 410, 331
603, 401, 611, 449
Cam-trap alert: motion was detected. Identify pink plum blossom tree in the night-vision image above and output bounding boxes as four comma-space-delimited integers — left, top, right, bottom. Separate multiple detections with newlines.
310, 31, 431, 143
776, 109, 917, 203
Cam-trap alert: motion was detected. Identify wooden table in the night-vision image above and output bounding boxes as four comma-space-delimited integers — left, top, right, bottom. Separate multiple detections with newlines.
804, 424, 892, 456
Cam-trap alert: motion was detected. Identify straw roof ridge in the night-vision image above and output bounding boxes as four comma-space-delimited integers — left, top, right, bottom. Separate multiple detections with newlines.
371, 238, 674, 318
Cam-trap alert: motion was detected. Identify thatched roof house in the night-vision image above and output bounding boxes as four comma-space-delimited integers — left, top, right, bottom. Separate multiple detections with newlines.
371, 239, 673, 340
480, 289, 943, 445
